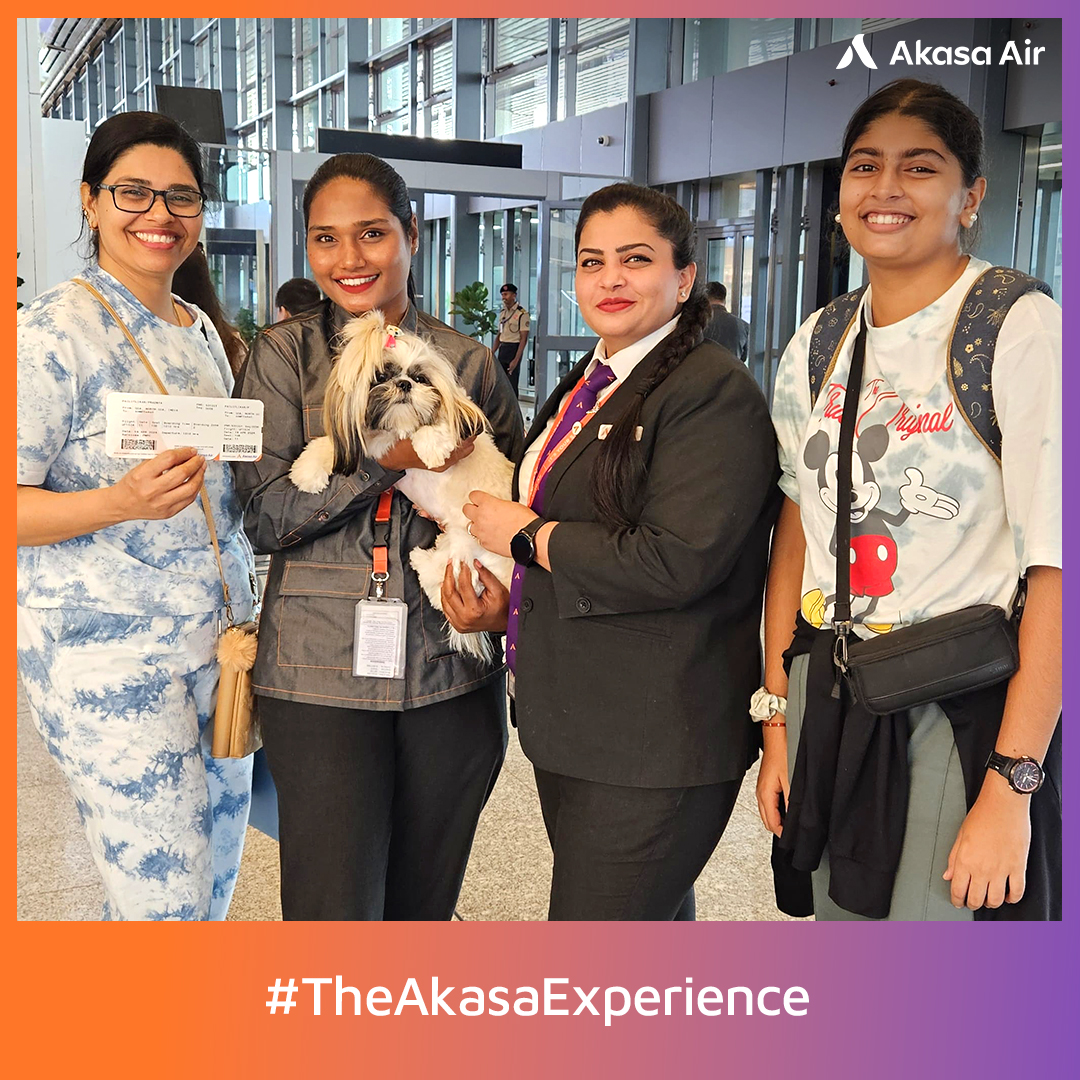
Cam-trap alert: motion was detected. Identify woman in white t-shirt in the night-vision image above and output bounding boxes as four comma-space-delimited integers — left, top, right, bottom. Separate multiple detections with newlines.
759, 80, 1061, 921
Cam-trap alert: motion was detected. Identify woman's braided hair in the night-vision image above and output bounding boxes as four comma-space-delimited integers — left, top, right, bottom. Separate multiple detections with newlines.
575, 183, 711, 529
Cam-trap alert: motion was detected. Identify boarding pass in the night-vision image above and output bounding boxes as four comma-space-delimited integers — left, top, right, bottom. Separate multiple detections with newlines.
105, 393, 264, 461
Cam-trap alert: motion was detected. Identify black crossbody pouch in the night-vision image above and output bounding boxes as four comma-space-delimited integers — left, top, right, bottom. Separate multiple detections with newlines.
831, 316, 1020, 715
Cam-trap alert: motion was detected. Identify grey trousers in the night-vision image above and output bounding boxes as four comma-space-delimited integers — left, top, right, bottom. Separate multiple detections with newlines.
786, 653, 972, 922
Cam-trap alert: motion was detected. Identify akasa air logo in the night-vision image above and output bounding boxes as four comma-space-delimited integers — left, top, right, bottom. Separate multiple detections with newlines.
837, 33, 1047, 69
837, 34, 877, 70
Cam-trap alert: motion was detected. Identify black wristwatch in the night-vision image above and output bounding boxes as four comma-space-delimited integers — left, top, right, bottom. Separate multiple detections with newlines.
985, 751, 1045, 794
510, 516, 548, 567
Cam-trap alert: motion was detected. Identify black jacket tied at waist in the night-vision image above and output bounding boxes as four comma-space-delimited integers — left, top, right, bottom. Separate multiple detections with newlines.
774, 615, 1061, 921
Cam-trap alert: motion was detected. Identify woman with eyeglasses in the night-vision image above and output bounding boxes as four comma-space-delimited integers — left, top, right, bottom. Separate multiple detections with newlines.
17, 112, 256, 921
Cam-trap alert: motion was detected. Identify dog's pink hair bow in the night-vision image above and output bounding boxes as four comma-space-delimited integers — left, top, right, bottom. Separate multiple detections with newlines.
384, 325, 401, 349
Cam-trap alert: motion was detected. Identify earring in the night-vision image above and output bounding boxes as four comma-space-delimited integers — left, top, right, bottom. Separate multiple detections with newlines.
834, 213, 842, 224
968, 213, 978, 226
680, 291, 688, 300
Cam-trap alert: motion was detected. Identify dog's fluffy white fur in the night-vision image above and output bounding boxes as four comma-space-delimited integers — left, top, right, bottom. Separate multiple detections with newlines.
289, 310, 514, 664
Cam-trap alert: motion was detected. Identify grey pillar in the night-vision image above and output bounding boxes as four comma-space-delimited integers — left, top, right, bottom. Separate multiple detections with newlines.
626, 20, 669, 183
546, 19, 560, 123
271, 20, 293, 150
452, 18, 482, 140
451, 196, 480, 333
217, 19, 238, 144
122, 20, 138, 111
345, 19, 370, 130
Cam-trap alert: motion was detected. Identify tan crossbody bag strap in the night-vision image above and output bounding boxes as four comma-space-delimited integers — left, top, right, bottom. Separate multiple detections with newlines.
74, 277, 235, 625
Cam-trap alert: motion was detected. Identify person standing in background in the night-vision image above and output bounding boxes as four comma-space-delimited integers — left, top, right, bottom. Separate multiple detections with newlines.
492, 283, 530, 396
275, 277, 322, 321
703, 281, 749, 363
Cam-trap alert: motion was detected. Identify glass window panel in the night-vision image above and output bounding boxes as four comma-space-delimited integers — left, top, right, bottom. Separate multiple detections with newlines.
429, 100, 454, 139
740, 235, 754, 324
260, 22, 273, 113
683, 18, 795, 83
323, 18, 346, 75
378, 61, 409, 116
293, 97, 318, 151
195, 37, 210, 88
576, 34, 629, 115
494, 19, 547, 69
494, 64, 548, 136
135, 23, 146, 84
577, 18, 628, 42
830, 19, 863, 44
379, 18, 410, 51
706, 237, 735, 289
430, 40, 453, 95
548, 207, 590, 338
375, 113, 410, 135
325, 83, 345, 128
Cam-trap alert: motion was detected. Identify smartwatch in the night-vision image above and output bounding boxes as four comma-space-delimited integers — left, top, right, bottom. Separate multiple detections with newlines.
510, 516, 548, 567
985, 751, 1045, 794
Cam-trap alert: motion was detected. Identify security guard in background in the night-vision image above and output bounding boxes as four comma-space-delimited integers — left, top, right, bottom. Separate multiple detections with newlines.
493, 282, 530, 397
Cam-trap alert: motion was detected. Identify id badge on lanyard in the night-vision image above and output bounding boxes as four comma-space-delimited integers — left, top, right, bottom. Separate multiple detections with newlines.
353, 489, 407, 679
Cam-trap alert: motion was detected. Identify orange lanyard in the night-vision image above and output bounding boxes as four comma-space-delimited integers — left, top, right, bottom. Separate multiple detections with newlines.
372, 489, 394, 580
526, 371, 618, 508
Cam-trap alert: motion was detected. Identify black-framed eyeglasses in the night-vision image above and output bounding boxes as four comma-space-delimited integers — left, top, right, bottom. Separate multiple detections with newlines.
94, 184, 205, 217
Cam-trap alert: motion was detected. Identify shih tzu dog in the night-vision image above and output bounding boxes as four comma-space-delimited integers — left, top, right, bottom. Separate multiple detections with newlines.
289, 310, 515, 664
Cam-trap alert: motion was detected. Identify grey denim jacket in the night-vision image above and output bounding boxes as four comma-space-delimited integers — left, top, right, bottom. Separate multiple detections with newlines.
232, 300, 524, 711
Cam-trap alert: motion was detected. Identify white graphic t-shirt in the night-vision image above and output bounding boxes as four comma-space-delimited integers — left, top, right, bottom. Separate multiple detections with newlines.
772, 257, 1060, 638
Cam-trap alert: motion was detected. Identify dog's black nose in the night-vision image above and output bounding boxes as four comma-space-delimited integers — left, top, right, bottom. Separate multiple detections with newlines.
396, 379, 411, 392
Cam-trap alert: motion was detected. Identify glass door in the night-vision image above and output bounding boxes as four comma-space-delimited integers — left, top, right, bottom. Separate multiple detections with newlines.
534, 200, 595, 414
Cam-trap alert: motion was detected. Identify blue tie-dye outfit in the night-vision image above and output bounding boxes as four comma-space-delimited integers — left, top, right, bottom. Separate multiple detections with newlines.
17, 265, 256, 921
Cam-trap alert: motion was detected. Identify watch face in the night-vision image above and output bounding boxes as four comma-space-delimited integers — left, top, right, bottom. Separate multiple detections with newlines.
510, 531, 534, 566
1010, 760, 1042, 793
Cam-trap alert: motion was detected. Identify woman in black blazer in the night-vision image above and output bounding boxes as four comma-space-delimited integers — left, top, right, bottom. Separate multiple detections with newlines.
445, 183, 780, 920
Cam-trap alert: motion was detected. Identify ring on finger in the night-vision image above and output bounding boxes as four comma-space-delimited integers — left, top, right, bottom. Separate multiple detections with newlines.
467, 521, 475, 537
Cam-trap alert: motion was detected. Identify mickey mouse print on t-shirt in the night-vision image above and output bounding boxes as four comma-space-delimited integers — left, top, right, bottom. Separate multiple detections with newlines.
800, 424, 960, 633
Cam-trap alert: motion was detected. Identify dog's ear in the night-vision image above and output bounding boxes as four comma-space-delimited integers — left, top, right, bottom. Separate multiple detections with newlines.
324, 366, 363, 476
336, 309, 388, 395
455, 392, 490, 442
424, 346, 491, 443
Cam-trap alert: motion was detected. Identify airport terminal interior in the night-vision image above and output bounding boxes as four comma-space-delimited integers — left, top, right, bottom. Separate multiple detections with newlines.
17, 17, 1061, 919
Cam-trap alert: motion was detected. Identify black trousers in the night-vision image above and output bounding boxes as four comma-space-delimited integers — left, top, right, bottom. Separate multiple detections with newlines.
533, 768, 742, 921
497, 342, 521, 397
259, 683, 506, 921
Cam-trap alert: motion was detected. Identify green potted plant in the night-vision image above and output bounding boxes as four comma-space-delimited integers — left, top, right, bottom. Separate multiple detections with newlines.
449, 281, 498, 340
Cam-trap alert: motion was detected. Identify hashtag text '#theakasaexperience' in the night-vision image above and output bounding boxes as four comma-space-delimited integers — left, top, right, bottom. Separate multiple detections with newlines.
265, 977, 810, 1024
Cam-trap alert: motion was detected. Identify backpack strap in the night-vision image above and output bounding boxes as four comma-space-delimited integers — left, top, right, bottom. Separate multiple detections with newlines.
808, 285, 867, 406
947, 266, 1053, 463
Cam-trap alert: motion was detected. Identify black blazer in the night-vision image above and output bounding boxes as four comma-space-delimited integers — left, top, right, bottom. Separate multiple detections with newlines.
513, 338, 780, 788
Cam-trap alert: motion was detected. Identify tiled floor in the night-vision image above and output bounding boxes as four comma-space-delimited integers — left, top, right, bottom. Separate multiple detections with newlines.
18, 679, 801, 922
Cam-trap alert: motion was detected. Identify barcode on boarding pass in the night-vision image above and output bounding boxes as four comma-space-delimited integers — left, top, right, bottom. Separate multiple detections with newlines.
121, 437, 157, 450
223, 444, 257, 455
